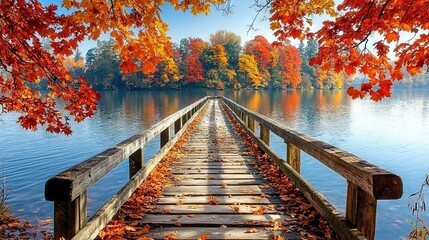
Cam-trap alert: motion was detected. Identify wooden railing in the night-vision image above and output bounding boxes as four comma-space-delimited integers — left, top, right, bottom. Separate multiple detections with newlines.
222, 96, 403, 240
45, 97, 210, 240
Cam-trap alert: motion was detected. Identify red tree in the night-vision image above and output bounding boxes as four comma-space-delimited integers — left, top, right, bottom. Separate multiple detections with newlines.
184, 38, 207, 84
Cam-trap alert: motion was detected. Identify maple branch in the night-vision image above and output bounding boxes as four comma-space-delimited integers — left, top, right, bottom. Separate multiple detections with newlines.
377, 0, 393, 20
214, 0, 236, 16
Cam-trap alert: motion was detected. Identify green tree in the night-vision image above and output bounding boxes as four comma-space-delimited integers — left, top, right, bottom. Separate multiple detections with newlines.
85, 39, 122, 89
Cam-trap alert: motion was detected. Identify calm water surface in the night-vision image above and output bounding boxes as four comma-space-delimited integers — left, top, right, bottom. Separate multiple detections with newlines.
1, 89, 428, 239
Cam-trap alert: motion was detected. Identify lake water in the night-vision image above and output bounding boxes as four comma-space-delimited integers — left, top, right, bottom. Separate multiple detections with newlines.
1, 89, 428, 239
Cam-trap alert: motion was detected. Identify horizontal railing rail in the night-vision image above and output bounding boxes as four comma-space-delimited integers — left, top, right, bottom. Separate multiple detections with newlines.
45, 96, 211, 240
221, 96, 402, 240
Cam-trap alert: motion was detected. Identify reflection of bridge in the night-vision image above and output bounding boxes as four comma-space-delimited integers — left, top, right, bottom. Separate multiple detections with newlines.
45, 97, 402, 240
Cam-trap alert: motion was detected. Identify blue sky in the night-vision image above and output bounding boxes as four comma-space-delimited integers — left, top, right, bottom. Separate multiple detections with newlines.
40, 1, 280, 55
160, 3, 277, 44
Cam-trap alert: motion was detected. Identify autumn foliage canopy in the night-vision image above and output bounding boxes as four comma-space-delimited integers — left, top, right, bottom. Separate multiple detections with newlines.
1, 0, 428, 133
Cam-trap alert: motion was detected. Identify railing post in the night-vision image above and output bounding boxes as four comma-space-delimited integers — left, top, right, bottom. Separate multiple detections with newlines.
54, 191, 87, 240
181, 114, 187, 125
161, 127, 170, 147
242, 113, 248, 125
248, 117, 255, 132
129, 148, 143, 178
346, 181, 377, 240
174, 118, 182, 134
286, 143, 301, 173
260, 124, 270, 145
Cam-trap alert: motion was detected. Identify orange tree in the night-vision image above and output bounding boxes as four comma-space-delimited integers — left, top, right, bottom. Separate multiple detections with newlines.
2, 0, 427, 134
268, 0, 428, 101
0, 0, 224, 134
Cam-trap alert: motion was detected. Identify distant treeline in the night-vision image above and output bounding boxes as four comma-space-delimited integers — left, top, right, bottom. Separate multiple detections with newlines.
44, 30, 428, 90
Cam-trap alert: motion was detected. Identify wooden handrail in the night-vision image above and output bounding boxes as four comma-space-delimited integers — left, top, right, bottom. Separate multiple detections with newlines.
45, 96, 211, 240
221, 96, 402, 240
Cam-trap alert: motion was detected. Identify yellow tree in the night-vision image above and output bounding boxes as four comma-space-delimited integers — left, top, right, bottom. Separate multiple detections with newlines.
237, 54, 263, 88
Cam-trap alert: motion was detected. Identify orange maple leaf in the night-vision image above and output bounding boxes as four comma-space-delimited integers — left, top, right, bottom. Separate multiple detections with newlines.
198, 232, 208, 240
245, 228, 260, 233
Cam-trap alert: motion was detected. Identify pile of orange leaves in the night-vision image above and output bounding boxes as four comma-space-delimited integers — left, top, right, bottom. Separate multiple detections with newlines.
221, 102, 339, 240
0, 215, 53, 239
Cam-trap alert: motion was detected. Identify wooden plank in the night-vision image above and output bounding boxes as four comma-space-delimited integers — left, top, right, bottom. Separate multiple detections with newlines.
171, 169, 259, 174
170, 179, 267, 186
184, 154, 254, 159
175, 159, 254, 164
140, 214, 295, 226
175, 162, 253, 167
139, 227, 301, 240
161, 185, 274, 196
151, 204, 281, 214
157, 196, 283, 205
171, 174, 264, 180
172, 165, 254, 170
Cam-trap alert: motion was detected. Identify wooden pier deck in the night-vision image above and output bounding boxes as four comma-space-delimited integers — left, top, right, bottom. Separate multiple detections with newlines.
45, 96, 403, 240
139, 99, 301, 239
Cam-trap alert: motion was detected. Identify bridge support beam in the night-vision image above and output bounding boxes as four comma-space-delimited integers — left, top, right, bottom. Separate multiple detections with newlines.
260, 124, 270, 145
346, 181, 377, 240
174, 118, 182, 134
54, 191, 87, 240
129, 148, 144, 178
286, 143, 301, 174
247, 117, 255, 132
161, 127, 170, 147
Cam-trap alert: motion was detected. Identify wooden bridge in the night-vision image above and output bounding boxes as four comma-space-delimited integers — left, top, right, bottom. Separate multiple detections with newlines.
45, 97, 403, 240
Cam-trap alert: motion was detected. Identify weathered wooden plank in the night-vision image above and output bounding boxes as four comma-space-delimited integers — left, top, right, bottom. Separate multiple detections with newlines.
157, 196, 283, 205
140, 227, 301, 240
175, 162, 253, 167
140, 214, 295, 226
171, 169, 259, 174
175, 159, 254, 164
172, 165, 254, 170
171, 174, 264, 180
161, 185, 274, 196
151, 204, 281, 214
170, 179, 267, 186
184, 154, 253, 159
